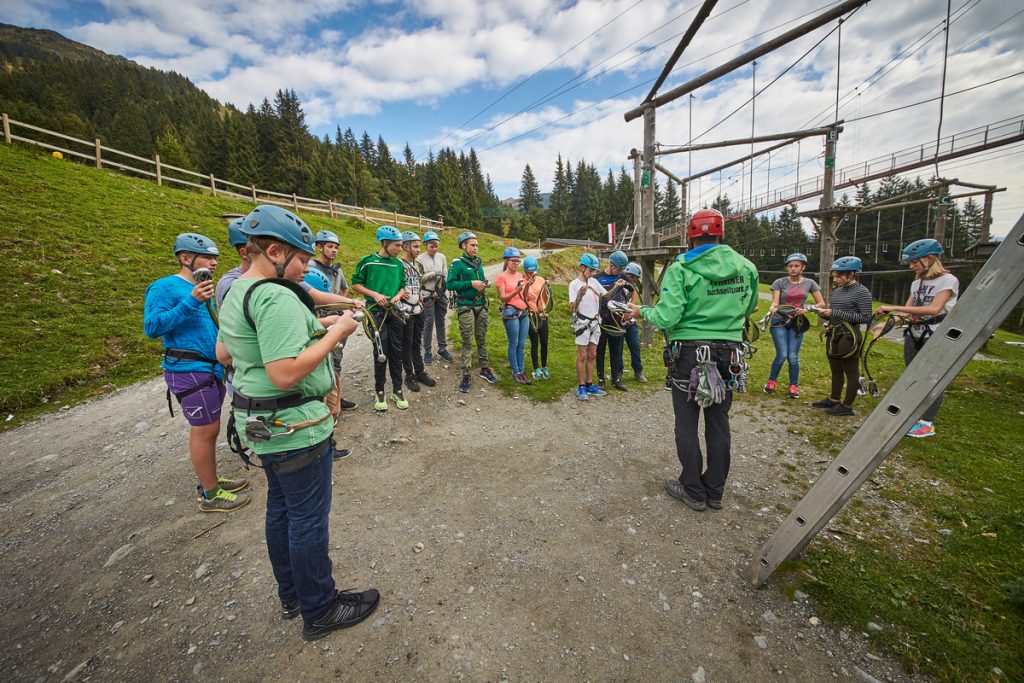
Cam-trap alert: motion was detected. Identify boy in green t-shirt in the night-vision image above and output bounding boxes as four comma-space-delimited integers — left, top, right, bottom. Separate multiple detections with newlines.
352, 226, 409, 411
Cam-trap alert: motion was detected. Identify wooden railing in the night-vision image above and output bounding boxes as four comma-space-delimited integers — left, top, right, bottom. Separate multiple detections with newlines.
0, 113, 446, 232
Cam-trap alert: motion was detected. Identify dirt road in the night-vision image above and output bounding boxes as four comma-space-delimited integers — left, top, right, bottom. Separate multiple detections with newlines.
0, 267, 922, 682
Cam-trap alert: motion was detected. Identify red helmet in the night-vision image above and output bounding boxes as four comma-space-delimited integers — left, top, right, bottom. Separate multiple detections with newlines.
687, 209, 725, 240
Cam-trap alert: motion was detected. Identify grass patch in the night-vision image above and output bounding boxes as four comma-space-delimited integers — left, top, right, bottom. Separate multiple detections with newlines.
0, 142, 511, 428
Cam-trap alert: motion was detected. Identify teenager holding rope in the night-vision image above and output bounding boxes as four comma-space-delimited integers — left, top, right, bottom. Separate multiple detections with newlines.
144, 232, 249, 513
876, 239, 958, 438
310, 230, 358, 413
416, 231, 455, 365
569, 253, 608, 401
595, 250, 630, 392
628, 209, 759, 512
215, 204, 378, 641
399, 231, 436, 393
447, 232, 498, 394
496, 247, 532, 385
621, 262, 647, 384
812, 256, 873, 417
522, 256, 552, 381
763, 253, 825, 399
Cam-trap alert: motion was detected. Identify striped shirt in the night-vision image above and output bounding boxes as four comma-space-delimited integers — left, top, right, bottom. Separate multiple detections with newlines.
829, 282, 873, 327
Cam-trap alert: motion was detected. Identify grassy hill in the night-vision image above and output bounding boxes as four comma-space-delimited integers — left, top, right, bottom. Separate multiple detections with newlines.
0, 142, 511, 425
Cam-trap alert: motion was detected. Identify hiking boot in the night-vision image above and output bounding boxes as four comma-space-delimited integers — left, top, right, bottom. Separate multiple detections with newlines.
664, 479, 706, 511
826, 403, 854, 417
415, 372, 436, 388
438, 349, 455, 362
611, 376, 629, 392
812, 398, 839, 409
906, 421, 936, 438
459, 375, 471, 393
216, 475, 248, 493
707, 498, 723, 510
373, 392, 388, 412
390, 390, 409, 410
586, 384, 606, 397
423, 353, 434, 366
301, 589, 380, 642
404, 376, 421, 393
333, 447, 352, 460
541, 367, 551, 380
281, 598, 300, 620
532, 368, 544, 381
788, 384, 800, 399
340, 398, 358, 411
198, 487, 250, 513
480, 367, 498, 384
763, 378, 777, 394
576, 386, 589, 401
634, 371, 648, 383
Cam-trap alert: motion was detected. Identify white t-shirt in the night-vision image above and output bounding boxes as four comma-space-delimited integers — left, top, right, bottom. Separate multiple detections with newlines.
569, 277, 607, 319
911, 273, 958, 327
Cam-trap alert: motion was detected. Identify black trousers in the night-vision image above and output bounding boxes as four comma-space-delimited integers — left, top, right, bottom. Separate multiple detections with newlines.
528, 316, 549, 370
671, 343, 735, 503
596, 331, 625, 380
372, 311, 405, 393
827, 353, 859, 407
402, 312, 425, 377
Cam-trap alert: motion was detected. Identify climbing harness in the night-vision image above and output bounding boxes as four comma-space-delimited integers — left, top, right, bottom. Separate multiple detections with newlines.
162, 348, 218, 417
570, 282, 600, 336
226, 391, 331, 470
858, 313, 909, 398
524, 276, 552, 333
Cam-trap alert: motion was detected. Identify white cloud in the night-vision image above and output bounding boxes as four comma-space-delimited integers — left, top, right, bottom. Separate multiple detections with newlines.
71, 18, 194, 55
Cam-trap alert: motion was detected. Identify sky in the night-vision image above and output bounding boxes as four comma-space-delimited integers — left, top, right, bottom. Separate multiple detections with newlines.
3, 0, 1023, 238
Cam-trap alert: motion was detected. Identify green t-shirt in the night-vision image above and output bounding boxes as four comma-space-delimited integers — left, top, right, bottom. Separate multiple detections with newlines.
217, 278, 334, 455
351, 253, 406, 308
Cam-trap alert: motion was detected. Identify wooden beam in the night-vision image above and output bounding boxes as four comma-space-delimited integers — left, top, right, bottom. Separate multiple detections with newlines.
644, 0, 719, 103
657, 124, 840, 156
624, 0, 870, 121
654, 162, 684, 185
685, 138, 793, 183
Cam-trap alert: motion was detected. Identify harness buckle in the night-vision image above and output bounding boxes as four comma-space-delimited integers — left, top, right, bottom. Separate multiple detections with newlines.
244, 415, 294, 441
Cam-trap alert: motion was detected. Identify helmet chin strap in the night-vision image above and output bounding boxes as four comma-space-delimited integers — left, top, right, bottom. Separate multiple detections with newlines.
274, 247, 298, 278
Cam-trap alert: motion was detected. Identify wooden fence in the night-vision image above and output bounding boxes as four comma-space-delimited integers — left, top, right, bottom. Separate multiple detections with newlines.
0, 113, 446, 232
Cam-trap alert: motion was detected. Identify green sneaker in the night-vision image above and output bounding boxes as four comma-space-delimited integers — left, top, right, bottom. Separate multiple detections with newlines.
373, 392, 388, 412
198, 487, 250, 513
390, 390, 409, 410
532, 368, 544, 381
217, 475, 248, 493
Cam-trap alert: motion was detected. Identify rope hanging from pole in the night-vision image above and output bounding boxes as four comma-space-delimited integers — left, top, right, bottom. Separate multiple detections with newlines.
935, 0, 953, 177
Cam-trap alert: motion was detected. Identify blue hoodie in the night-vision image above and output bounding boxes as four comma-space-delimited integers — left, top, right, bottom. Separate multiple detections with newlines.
143, 274, 223, 378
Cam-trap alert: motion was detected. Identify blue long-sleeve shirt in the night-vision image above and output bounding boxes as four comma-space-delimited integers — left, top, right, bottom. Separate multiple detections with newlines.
143, 274, 223, 378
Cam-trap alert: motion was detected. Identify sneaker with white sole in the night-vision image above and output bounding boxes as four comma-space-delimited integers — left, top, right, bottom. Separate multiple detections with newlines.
390, 390, 409, 410
576, 386, 589, 401
198, 487, 250, 513
373, 391, 388, 412
216, 475, 248, 493
906, 421, 936, 438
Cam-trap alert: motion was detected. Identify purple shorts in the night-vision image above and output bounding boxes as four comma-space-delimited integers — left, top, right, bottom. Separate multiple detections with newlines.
164, 371, 226, 426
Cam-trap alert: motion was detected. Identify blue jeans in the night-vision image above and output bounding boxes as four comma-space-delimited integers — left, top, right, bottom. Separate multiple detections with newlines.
625, 325, 644, 374
503, 312, 530, 374
260, 438, 336, 623
769, 325, 805, 385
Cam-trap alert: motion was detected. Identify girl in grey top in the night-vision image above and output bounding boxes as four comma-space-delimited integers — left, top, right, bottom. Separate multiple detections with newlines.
812, 257, 872, 416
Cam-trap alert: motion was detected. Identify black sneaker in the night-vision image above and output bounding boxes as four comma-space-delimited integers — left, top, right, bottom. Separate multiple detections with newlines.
340, 398, 357, 411
438, 350, 455, 362
423, 353, 433, 366
301, 589, 380, 641
812, 398, 839, 409
332, 448, 352, 460
479, 367, 498, 384
826, 403, 854, 417
281, 598, 300, 620
611, 377, 629, 392
404, 375, 421, 393
597, 377, 605, 388
415, 372, 436, 387
706, 498, 723, 510
664, 479, 706, 511
459, 375, 471, 393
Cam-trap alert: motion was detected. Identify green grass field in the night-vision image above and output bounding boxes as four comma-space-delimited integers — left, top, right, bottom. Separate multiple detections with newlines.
0, 142, 511, 426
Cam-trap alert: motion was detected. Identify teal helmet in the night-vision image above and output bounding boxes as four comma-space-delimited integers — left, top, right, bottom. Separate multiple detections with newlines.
900, 238, 943, 264
623, 262, 642, 278
458, 231, 477, 248
303, 270, 331, 293
315, 230, 339, 246
422, 230, 440, 242
174, 232, 219, 256
784, 253, 807, 265
227, 219, 247, 248
376, 225, 402, 242
579, 253, 599, 270
830, 256, 862, 272
609, 250, 628, 269
503, 246, 521, 259
401, 231, 420, 242
240, 205, 314, 255
523, 256, 539, 273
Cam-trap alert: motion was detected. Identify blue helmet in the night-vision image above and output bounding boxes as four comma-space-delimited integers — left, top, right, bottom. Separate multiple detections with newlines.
784, 252, 807, 265
422, 230, 440, 242
900, 238, 943, 264
173, 232, 219, 256
609, 250, 628, 269
240, 205, 315, 255
227, 219, 247, 248
401, 231, 420, 242
503, 246, 522, 259
376, 225, 402, 242
314, 230, 339, 245
523, 256, 539, 273
623, 262, 642, 278
830, 256, 862, 272
458, 231, 477, 248
303, 269, 331, 293
579, 253, 599, 270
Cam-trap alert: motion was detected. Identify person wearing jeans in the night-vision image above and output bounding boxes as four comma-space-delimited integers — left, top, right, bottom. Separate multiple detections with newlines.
764, 253, 823, 399
496, 247, 531, 384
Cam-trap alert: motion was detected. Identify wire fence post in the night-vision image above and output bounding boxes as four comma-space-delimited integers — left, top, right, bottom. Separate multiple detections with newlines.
155, 154, 162, 185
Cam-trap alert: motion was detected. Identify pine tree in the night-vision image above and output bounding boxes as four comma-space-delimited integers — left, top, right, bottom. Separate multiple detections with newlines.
519, 164, 542, 212
155, 127, 191, 170
547, 155, 571, 236
224, 112, 260, 184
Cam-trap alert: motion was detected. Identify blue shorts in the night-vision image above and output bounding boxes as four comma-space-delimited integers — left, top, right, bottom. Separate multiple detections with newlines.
164, 371, 225, 426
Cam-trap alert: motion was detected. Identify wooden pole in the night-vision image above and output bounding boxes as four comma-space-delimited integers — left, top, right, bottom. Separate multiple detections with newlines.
684, 138, 793, 183
94, 138, 102, 169
251, 185, 257, 203
642, 107, 656, 250
644, 0, 719, 102
818, 129, 839, 302
329, 200, 336, 219
632, 151, 643, 243
292, 193, 299, 212
209, 174, 217, 195
624, 0, 869, 121
2, 113, 10, 145
657, 125, 840, 156
933, 184, 949, 246
980, 191, 993, 244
